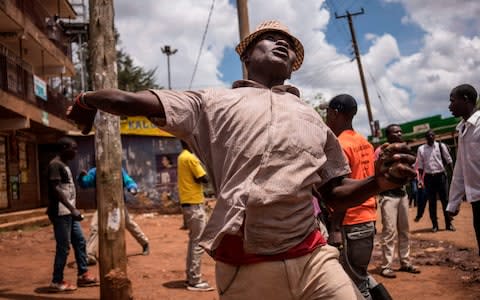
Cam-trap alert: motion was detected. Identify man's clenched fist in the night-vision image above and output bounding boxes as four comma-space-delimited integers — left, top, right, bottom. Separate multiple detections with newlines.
66, 93, 97, 135
375, 143, 416, 188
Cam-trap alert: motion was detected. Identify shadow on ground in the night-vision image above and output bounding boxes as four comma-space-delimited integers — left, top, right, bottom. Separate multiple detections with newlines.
372, 237, 480, 284
0, 287, 94, 300
162, 280, 187, 289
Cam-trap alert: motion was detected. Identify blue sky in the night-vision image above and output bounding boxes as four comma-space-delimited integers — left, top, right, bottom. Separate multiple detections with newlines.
219, 0, 427, 85
114, 0, 480, 135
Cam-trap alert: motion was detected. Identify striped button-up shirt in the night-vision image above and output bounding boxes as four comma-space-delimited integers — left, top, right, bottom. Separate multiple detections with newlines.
149, 80, 349, 255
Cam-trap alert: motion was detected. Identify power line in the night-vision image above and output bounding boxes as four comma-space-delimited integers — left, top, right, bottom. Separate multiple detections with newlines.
294, 59, 352, 87
363, 62, 410, 123
188, 0, 216, 89
321, 0, 352, 52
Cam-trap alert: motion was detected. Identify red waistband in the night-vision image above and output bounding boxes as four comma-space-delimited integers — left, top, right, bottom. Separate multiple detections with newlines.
213, 229, 327, 265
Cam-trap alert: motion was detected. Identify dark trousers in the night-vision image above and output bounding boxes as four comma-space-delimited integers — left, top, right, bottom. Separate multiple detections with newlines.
424, 173, 451, 228
472, 201, 480, 255
340, 221, 376, 300
415, 187, 427, 219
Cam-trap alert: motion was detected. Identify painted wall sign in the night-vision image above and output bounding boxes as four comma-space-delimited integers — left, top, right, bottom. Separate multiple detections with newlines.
120, 116, 173, 137
33, 75, 47, 101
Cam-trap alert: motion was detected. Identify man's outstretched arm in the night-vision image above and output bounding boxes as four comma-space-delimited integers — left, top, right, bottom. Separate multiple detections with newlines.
67, 89, 165, 134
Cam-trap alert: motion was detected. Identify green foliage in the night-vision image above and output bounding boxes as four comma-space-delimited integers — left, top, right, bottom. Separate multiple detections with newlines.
304, 93, 328, 122
71, 29, 162, 93
117, 49, 161, 91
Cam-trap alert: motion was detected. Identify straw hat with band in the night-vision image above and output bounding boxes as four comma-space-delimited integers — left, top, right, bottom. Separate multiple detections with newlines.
235, 20, 304, 71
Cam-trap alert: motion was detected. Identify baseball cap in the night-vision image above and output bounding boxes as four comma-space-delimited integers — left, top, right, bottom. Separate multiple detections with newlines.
328, 94, 358, 115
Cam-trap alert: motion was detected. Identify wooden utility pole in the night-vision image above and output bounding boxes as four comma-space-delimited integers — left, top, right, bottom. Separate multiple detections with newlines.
336, 8, 375, 136
89, 1, 132, 299
236, 0, 250, 79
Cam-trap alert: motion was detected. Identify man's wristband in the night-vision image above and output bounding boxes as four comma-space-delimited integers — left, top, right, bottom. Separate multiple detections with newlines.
75, 92, 96, 110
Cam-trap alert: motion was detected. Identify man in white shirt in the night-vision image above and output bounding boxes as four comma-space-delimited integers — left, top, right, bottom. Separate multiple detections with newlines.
446, 83, 480, 256
416, 130, 454, 232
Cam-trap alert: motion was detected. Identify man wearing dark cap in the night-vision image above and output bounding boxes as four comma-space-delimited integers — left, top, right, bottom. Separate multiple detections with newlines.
326, 94, 390, 300
66, 20, 416, 299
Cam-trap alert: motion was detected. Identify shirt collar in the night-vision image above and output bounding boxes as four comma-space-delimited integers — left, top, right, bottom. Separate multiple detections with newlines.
456, 110, 480, 131
232, 80, 301, 97
467, 110, 480, 125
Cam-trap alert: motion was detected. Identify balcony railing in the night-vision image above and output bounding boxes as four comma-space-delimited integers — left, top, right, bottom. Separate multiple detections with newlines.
0, 45, 73, 123
12, 0, 72, 59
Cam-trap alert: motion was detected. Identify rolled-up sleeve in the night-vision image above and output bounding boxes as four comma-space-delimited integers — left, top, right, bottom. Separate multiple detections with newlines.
148, 89, 204, 138
317, 129, 351, 184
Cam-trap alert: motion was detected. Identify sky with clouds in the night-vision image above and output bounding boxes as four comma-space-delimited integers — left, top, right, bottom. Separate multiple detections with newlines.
112, 0, 480, 136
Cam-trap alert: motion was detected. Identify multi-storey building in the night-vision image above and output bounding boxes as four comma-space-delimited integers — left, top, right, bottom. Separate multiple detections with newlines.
0, 0, 83, 212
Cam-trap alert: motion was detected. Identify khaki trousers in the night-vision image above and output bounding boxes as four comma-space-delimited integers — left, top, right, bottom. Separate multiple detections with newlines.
86, 209, 148, 258
215, 244, 364, 300
183, 204, 207, 285
379, 194, 411, 269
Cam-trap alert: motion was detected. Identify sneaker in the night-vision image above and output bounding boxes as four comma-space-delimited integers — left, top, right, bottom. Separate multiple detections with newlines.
414, 217, 421, 222
187, 281, 215, 292
49, 281, 77, 292
399, 264, 421, 274
380, 268, 397, 278
77, 272, 99, 287
142, 243, 150, 256
432, 226, 438, 233
87, 255, 97, 266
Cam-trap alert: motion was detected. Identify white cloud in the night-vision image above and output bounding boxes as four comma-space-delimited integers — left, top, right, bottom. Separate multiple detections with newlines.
113, 0, 480, 136
115, 0, 237, 90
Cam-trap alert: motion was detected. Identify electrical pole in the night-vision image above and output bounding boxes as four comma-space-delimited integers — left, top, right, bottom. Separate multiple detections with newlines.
161, 45, 177, 90
236, 0, 250, 79
89, 0, 132, 298
336, 8, 375, 136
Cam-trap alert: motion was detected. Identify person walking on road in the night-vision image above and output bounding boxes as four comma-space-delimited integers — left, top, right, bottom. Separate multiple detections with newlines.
66, 20, 417, 299
416, 130, 454, 232
47, 137, 98, 292
446, 83, 480, 256
177, 140, 214, 291
78, 166, 150, 265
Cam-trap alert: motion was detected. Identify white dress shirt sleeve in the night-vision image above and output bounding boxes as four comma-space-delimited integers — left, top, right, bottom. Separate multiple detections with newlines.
416, 146, 424, 170
447, 146, 465, 212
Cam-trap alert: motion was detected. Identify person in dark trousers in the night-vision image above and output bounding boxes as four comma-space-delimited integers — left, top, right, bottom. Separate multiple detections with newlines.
66, 20, 416, 299
325, 94, 392, 300
416, 130, 454, 232
47, 137, 98, 292
413, 159, 428, 222
447, 84, 480, 256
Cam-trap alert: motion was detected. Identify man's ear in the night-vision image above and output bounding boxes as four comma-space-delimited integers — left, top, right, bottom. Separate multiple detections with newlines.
241, 52, 250, 65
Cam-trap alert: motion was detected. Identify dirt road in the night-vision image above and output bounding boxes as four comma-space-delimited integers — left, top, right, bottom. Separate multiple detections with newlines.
0, 202, 479, 300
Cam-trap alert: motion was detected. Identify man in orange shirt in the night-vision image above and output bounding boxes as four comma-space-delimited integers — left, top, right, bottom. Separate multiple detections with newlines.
326, 94, 389, 300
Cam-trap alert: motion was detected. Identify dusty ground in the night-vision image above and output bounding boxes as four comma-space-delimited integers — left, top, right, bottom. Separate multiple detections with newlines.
0, 201, 479, 300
